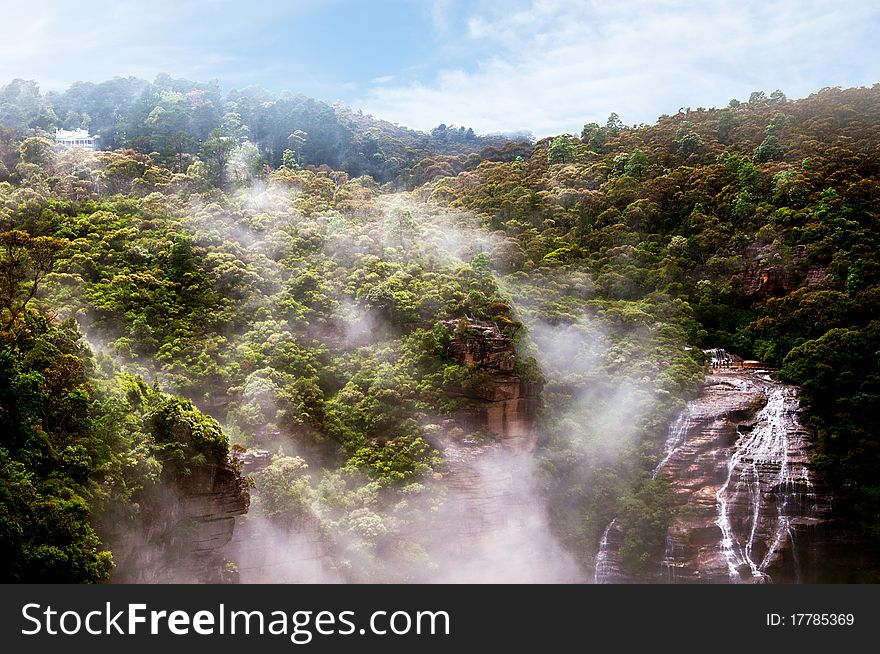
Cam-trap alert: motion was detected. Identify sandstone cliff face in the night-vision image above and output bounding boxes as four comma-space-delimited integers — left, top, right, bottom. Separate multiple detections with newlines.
741, 266, 799, 299
652, 372, 834, 583
739, 242, 826, 300
109, 463, 249, 583
594, 366, 868, 584
443, 319, 541, 452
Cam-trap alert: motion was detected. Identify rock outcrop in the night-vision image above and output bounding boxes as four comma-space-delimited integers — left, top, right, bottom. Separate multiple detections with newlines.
109, 463, 249, 583
595, 364, 861, 583
651, 371, 834, 583
443, 319, 541, 452
739, 242, 827, 300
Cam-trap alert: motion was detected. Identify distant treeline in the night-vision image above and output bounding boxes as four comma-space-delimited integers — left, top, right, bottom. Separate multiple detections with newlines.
0, 74, 532, 185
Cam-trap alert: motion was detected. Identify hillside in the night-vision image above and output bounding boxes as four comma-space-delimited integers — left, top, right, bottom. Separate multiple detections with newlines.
1, 78, 878, 581
0, 75, 529, 185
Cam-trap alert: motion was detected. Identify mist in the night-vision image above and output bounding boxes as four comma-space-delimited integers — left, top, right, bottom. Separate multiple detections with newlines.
210, 188, 668, 584
33, 166, 672, 584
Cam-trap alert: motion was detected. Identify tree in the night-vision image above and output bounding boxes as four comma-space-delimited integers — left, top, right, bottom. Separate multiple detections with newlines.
547, 136, 575, 164
766, 112, 789, 134
581, 122, 607, 153
255, 456, 313, 520
281, 148, 298, 170
220, 111, 250, 143
0, 231, 64, 330
200, 129, 236, 188
18, 137, 54, 168
717, 108, 735, 143
623, 148, 649, 180
678, 131, 704, 156
769, 89, 787, 103
166, 131, 196, 172
749, 90, 767, 104
754, 134, 784, 162
606, 112, 625, 136
0, 79, 54, 132
430, 124, 448, 141
286, 130, 308, 166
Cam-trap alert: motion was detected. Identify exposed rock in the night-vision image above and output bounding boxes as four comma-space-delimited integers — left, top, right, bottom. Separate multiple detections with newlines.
595, 363, 857, 583
109, 463, 249, 583
741, 264, 799, 299
415, 439, 584, 582
594, 519, 631, 583
803, 268, 828, 287
739, 242, 803, 299
226, 511, 338, 583
232, 448, 273, 473
443, 318, 541, 452
652, 370, 837, 583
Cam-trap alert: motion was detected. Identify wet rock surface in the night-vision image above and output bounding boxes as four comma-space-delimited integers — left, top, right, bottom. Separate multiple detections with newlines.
655, 371, 831, 583
595, 364, 860, 584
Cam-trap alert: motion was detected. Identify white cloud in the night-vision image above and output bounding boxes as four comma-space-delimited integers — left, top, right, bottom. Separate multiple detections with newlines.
0, 1, 227, 89
0, 0, 325, 91
3, 0, 877, 137
360, 0, 880, 136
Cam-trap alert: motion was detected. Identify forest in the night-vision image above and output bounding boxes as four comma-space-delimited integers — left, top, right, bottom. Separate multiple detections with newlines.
1, 75, 878, 582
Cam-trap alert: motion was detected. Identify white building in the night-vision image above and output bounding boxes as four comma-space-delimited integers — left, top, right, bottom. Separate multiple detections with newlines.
54, 128, 98, 150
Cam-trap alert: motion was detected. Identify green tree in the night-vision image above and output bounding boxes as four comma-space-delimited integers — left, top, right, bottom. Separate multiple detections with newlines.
547, 136, 575, 164
605, 112, 625, 136
200, 130, 236, 187
0, 231, 64, 330
754, 134, 784, 162
623, 148, 649, 180
287, 130, 308, 166
18, 137, 54, 168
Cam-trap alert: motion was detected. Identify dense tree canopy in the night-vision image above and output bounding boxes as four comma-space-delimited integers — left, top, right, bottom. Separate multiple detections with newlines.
2, 78, 879, 580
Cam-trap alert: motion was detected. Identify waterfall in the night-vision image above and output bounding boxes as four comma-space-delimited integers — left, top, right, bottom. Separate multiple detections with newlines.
652, 402, 694, 479
593, 519, 616, 584
715, 383, 818, 583
661, 532, 677, 582
592, 357, 824, 584
594, 400, 694, 584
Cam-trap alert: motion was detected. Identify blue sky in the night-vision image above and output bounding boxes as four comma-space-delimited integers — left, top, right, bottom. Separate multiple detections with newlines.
1, 0, 878, 136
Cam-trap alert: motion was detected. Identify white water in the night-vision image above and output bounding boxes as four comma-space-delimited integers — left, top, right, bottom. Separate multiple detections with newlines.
593, 519, 616, 584
652, 402, 694, 581
715, 383, 816, 582
661, 532, 677, 582
652, 402, 694, 480
594, 401, 694, 583
594, 352, 819, 584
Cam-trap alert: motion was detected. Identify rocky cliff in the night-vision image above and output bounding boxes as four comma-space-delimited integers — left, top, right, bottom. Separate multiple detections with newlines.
443, 319, 541, 452
653, 371, 833, 582
595, 363, 870, 583
109, 463, 249, 583
739, 242, 827, 300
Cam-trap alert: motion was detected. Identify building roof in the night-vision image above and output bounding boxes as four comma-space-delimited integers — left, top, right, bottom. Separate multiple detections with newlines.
55, 128, 95, 140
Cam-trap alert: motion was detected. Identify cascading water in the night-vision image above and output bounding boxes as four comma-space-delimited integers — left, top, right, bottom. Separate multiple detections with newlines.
715, 382, 818, 583
653, 402, 694, 480
653, 403, 694, 583
594, 352, 827, 583
593, 519, 617, 584
661, 533, 677, 582
594, 402, 694, 584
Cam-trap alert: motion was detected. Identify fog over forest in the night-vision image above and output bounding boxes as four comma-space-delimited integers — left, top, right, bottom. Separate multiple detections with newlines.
1, 71, 879, 584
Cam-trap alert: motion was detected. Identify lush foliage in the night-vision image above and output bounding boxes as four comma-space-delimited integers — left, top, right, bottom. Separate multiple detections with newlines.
427, 84, 880, 552
3, 78, 880, 580
1, 75, 529, 186
0, 309, 232, 581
